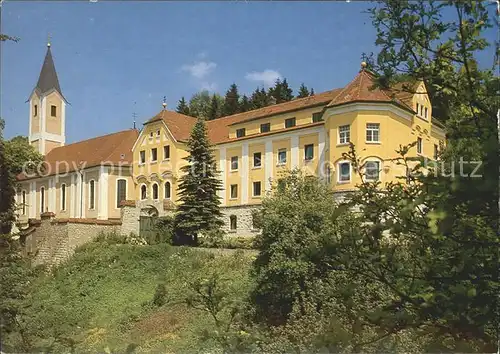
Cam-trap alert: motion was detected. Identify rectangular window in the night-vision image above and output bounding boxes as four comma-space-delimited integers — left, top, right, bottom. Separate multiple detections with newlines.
236, 128, 246, 138
151, 148, 158, 162
339, 125, 350, 144
61, 184, 66, 211
278, 149, 287, 165
51, 105, 57, 117
157, 130, 160, 136
420, 105, 424, 117
40, 187, 45, 213
425, 107, 428, 119
434, 144, 439, 160
230, 156, 239, 171
163, 145, 170, 159
230, 215, 237, 230
285, 117, 296, 128
22, 191, 26, 215
253, 181, 262, 197
230, 184, 238, 199
253, 152, 262, 168
417, 137, 423, 154
304, 144, 314, 161
366, 123, 380, 142
89, 180, 95, 209
140, 150, 146, 164
117, 180, 127, 208
338, 162, 351, 182
34, 105, 38, 117
260, 123, 271, 133
416, 103, 420, 116
312, 112, 323, 122
365, 161, 380, 181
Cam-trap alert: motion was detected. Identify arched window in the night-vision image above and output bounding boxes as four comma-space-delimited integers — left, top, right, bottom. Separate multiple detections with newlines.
116, 179, 127, 207
230, 215, 237, 230
89, 180, 96, 209
164, 182, 171, 199
61, 184, 66, 211
22, 190, 26, 215
152, 183, 159, 200
140, 184, 147, 200
40, 187, 45, 213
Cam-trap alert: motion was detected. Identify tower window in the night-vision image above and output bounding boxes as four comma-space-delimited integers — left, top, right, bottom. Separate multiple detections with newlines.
34, 105, 38, 117
51, 105, 57, 117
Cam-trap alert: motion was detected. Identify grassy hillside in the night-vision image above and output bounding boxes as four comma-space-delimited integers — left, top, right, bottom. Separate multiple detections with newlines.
8, 239, 254, 353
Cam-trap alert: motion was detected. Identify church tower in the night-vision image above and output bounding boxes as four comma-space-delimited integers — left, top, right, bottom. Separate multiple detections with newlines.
28, 40, 67, 155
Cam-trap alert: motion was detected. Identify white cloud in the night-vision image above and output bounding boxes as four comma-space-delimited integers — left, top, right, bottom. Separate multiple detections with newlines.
245, 69, 282, 86
181, 61, 217, 79
200, 82, 217, 92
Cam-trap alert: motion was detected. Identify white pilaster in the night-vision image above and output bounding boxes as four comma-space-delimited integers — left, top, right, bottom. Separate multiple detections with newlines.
265, 140, 273, 191
29, 182, 36, 218
49, 178, 56, 213
219, 147, 226, 206
98, 166, 109, 220
82, 171, 86, 218
40, 96, 47, 155
241, 143, 249, 204
70, 174, 76, 218
28, 101, 33, 144
76, 171, 83, 218
318, 130, 326, 179
291, 135, 299, 169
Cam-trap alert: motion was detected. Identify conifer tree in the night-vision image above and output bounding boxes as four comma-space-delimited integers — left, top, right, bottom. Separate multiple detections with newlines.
297, 83, 310, 98
207, 94, 221, 120
222, 83, 240, 116
250, 87, 269, 109
176, 97, 190, 116
268, 78, 294, 104
310, 88, 315, 96
175, 117, 223, 245
240, 95, 251, 112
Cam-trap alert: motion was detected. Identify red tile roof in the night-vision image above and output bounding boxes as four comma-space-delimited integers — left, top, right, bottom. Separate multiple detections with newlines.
18, 129, 139, 181
146, 110, 197, 142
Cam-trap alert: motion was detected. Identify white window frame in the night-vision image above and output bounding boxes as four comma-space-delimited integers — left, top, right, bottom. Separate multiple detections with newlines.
277, 148, 287, 165
253, 152, 262, 168
338, 125, 350, 145
151, 182, 159, 200
230, 156, 239, 171
22, 190, 27, 215
304, 144, 314, 161
252, 181, 262, 197
164, 181, 171, 199
230, 184, 238, 199
88, 179, 96, 210
366, 123, 380, 143
140, 183, 147, 200
337, 161, 351, 183
60, 183, 67, 211
116, 178, 128, 209
417, 137, 423, 154
364, 160, 381, 182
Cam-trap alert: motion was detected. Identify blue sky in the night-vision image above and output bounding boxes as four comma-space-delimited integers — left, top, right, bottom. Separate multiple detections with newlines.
1, 1, 497, 143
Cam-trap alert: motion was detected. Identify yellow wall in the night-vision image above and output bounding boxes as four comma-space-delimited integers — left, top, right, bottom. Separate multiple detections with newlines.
248, 143, 265, 204
132, 121, 189, 203
45, 140, 61, 154
228, 106, 324, 139
226, 147, 242, 206
45, 92, 63, 135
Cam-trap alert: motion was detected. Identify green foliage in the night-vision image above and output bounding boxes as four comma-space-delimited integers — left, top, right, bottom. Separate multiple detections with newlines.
297, 83, 311, 98
250, 171, 358, 325
222, 83, 241, 116
175, 117, 223, 245
267, 78, 294, 104
198, 228, 225, 248
153, 215, 174, 244
4, 136, 44, 177
207, 93, 222, 120
175, 96, 190, 116
152, 283, 167, 307
187, 91, 224, 119
239, 94, 251, 113
250, 87, 270, 109
0, 141, 15, 234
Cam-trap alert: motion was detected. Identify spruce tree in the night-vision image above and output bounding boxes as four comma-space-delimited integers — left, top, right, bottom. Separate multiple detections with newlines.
281, 78, 294, 102
175, 117, 223, 245
250, 87, 269, 109
297, 83, 310, 98
222, 83, 240, 116
310, 88, 315, 96
240, 95, 251, 112
207, 94, 221, 120
176, 97, 190, 116
268, 78, 294, 104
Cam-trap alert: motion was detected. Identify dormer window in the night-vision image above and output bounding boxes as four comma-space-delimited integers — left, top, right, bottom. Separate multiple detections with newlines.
416, 103, 419, 116
424, 107, 428, 119
285, 117, 296, 128
51, 105, 57, 117
34, 105, 38, 117
236, 128, 246, 138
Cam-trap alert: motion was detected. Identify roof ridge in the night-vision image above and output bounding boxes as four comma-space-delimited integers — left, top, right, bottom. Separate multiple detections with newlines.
49, 129, 137, 152
208, 88, 340, 123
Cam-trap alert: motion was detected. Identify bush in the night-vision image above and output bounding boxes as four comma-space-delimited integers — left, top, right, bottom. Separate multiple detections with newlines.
198, 228, 225, 248
93, 231, 128, 245
152, 283, 167, 307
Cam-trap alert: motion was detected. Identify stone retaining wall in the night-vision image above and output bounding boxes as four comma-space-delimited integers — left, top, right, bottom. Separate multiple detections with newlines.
24, 212, 120, 267
220, 205, 261, 236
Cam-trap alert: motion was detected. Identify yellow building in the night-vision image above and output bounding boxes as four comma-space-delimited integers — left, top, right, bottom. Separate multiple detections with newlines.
17, 45, 445, 236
